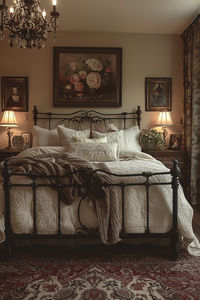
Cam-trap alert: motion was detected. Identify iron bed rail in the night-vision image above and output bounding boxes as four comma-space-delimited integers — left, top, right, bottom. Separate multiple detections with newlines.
2, 159, 180, 260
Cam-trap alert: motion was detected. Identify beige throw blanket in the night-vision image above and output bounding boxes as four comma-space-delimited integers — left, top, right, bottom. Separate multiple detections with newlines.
3, 153, 120, 245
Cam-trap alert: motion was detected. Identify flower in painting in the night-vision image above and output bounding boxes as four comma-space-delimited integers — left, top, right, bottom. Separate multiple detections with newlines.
86, 58, 103, 72
70, 74, 80, 84
74, 82, 84, 93
86, 72, 102, 89
60, 55, 115, 101
70, 61, 78, 71
105, 67, 112, 73
79, 71, 87, 80
66, 84, 72, 90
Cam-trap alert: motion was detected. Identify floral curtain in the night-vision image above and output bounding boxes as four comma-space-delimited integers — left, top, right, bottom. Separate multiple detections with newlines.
182, 15, 200, 204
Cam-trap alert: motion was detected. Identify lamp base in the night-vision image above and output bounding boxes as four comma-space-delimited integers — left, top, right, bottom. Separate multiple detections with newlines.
7, 127, 14, 149
162, 126, 168, 149
3, 146, 12, 151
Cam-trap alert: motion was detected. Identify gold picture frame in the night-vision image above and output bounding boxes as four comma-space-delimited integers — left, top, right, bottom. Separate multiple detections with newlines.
1, 76, 28, 112
53, 47, 122, 107
145, 77, 172, 111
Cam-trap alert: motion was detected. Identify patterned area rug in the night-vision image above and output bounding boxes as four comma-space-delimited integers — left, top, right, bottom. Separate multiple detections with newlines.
0, 245, 200, 300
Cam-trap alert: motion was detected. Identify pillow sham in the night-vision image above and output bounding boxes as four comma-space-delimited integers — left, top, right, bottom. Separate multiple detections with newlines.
91, 121, 118, 133
121, 126, 141, 153
92, 130, 125, 147
77, 136, 107, 143
68, 142, 119, 162
57, 125, 90, 148
107, 122, 118, 132
32, 125, 64, 147
92, 126, 141, 156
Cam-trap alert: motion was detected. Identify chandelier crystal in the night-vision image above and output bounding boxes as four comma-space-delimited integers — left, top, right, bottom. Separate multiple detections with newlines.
0, 0, 60, 49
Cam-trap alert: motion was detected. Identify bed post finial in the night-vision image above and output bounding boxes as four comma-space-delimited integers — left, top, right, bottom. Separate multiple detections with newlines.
33, 105, 38, 126
136, 105, 142, 129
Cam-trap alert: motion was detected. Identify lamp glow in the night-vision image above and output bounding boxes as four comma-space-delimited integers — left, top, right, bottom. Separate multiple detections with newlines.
9, 6, 14, 14
0, 111, 18, 149
156, 111, 173, 148
156, 111, 173, 127
42, 9, 46, 18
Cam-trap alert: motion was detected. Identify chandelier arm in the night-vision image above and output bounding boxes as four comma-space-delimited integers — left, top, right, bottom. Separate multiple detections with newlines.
1, 9, 4, 33
0, 0, 59, 49
8, 16, 48, 40
0, 2, 8, 34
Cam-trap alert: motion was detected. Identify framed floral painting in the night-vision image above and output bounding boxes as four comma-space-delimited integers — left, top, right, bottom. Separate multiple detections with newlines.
145, 77, 172, 111
53, 47, 122, 107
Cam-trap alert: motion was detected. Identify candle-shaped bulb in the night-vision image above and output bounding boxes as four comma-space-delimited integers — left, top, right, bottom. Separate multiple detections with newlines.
52, 0, 57, 6
42, 9, 46, 18
10, 6, 14, 14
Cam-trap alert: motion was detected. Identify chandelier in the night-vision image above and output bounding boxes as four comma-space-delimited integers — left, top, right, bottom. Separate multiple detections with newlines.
0, 0, 60, 49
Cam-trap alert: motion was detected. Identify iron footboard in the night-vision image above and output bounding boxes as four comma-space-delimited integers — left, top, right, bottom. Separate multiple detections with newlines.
2, 159, 180, 260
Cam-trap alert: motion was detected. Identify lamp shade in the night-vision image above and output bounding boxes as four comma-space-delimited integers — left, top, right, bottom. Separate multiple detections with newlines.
0, 111, 18, 127
156, 111, 173, 127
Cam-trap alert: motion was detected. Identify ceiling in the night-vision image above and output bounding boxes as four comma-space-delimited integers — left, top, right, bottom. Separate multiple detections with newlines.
43, 0, 200, 35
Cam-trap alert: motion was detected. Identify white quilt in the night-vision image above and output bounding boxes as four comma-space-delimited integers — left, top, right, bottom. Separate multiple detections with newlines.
0, 146, 199, 256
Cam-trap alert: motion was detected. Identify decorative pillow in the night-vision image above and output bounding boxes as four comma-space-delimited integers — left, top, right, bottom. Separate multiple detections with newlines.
92, 126, 141, 157
32, 125, 64, 147
91, 122, 106, 133
120, 126, 141, 153
57, 125, 90, 148
92, 130, 125, 147
107, 122, 118, 132
77, 136, 107, 143
91, 121, 118, 133
68, 142, 119, 162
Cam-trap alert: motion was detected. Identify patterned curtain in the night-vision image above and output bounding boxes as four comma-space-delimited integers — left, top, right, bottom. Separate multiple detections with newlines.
182, 15, 200, 204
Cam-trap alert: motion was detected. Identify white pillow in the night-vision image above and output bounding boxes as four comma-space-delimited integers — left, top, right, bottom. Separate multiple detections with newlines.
68, 142, 119, 162
32, 125, 63, 147
121, 126, 141, 153
92, 130, 125, 147
57, 125, 90, 148
107, 122, 118, 131
77, 136, 107, 143
92, 126, 141, 156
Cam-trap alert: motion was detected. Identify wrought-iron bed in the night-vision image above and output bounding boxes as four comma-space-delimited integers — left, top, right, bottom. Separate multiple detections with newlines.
2, 105, 180, 259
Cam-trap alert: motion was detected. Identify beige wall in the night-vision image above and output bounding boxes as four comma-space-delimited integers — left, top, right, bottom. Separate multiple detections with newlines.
0, 31, 183, 148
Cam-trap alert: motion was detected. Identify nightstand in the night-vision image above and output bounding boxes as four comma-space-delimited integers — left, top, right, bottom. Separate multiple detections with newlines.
0, 149, 21, 162
145, 150, 188, 197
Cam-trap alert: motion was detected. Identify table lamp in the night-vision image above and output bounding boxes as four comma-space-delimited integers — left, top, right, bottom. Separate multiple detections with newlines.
0, 111, 18, 149
156, 111, 173, 146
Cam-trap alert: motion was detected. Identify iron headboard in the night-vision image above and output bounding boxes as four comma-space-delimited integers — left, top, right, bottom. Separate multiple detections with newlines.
33, 105, 142, 130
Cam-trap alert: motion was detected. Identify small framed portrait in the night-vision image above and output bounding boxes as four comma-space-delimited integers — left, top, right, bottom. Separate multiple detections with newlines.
1, 76, 28, 111
21, 132, 31, 149
169, 133, 182, 151
145, 77, 172, 111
